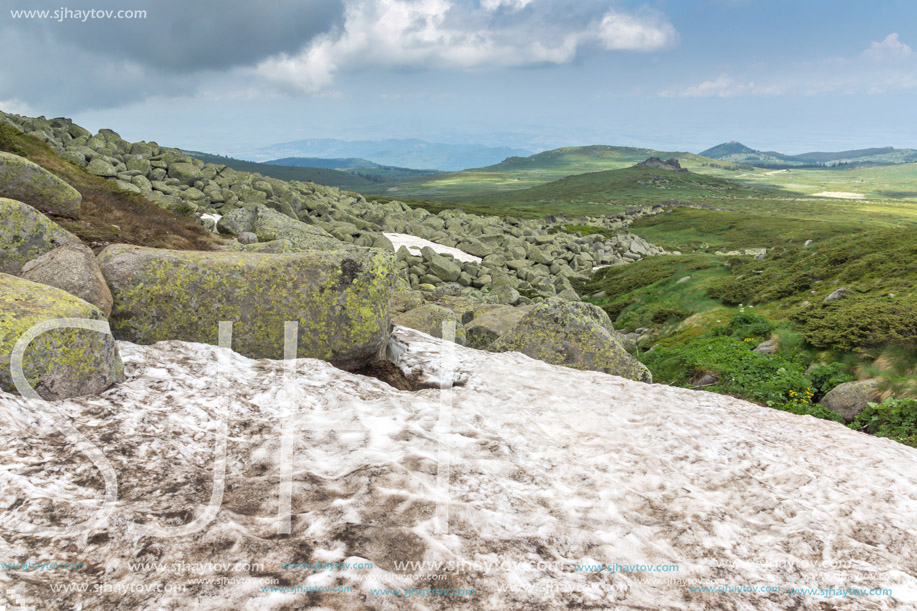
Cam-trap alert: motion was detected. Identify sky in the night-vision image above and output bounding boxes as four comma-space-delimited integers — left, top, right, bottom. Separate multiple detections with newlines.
1, 0, 916, 156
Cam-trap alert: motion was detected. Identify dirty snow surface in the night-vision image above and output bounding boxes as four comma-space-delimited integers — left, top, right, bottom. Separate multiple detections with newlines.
2, 327, 917, 610
383, 233, 482, 263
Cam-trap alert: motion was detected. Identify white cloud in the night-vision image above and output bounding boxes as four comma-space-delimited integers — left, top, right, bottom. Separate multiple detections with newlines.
862, 33, 913, 61
663, 74, 781, 98
480, 0, 534, 11
256, 0, 679, 93
665, 33, 917, 98
598, 10, 679, 51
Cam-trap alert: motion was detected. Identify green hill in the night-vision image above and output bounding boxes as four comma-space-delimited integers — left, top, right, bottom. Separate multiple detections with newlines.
364, 145, 746, 201
458, 163, 796, 217
701, 141, 917, 168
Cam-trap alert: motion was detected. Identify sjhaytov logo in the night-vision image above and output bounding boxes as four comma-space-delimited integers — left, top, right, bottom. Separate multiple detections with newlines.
4, 318, 458, 538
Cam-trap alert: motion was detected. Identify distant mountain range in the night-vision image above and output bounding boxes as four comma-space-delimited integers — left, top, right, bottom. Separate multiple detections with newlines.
251, 138, 532, 171
700, 141, 917, 168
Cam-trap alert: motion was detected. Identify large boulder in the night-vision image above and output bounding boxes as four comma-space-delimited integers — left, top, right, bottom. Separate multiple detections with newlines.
0, 197, 80, 275
393, 304, 467, 345
820, 379, 882, 422
98, 245, 397, 370
0, 151, 82, 217
251, 205, 342, 250
20, 243, 113, 316
465, 304, 531, 350
0, 273, 124, 400
490, 298, 652, 382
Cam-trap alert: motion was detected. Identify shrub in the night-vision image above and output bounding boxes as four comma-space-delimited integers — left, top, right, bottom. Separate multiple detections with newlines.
793, 295, 917, 352
850, 398, 917, 447
806, 362, 854, 398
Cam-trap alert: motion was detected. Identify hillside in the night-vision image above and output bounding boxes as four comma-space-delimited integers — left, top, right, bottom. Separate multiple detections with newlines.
701, 141, 917, 168
364, 145, 746, 202
456, 163, 797, 217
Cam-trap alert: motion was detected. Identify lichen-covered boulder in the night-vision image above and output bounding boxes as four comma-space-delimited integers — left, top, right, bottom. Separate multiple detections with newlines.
98, 245, 397, 370
0, 197, 80, 275
217, 205, 255, 235
20, 242, 113, 316
0, 273, 124, 399
393, 304, 467, 345
0, 152, 82, 217
251, 205, 342, 251
465, 304, 531, 350
489, 298, 652, 382
820, 379, 882, 422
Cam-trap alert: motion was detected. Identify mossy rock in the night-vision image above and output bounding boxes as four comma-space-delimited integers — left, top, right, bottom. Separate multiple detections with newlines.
251, 205, 342, 251
0, 273, 124, 399
392, 304, 466, 345
465, 304, 531, 350
0, 197, 80, 275
98, 244, 397, 370
0, 151, 81, 217
490, 297, 652, 382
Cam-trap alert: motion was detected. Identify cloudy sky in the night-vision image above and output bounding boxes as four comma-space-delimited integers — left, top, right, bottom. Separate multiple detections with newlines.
1, 0, 915, 155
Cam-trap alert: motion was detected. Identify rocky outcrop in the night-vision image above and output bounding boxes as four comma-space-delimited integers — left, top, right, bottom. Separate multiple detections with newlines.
489, 298, 652, 382
19, 242, 114, 316
634, 156, 688, 173
0, 151, 82, 217
0, 197, 80, 274
820, 378, 882, 422
0, 273, 123, 400
98, 245, 397, 370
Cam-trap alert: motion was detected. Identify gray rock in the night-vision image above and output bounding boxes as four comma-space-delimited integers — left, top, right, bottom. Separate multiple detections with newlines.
490, 297, 651, 382
465, 305, 531, 350
251, 205, 341, 251
824, 287, 849, 303
0, 197, 80, 275
753, 338, 779, 355
20, 243, 113, 316
86, 157, 118, 177
217, 206, 256, 235
0, 151, 82, 217
238, 231, 258, 245
393, 305, 466, 345
820, 379, 882, 422
0, 273, 124, 400
98, 244, 397, 370
427, 254, 462, 283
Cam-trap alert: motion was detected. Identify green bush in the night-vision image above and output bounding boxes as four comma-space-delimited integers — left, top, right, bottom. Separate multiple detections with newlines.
807, 362, 854, 397
793, 295, 917, 352
850, 398, 917, 447
724, 311, 774, 340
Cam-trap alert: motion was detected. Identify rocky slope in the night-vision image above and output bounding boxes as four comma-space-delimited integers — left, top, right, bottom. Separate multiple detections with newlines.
0, 111, 673, 305
1, 329, 916, 609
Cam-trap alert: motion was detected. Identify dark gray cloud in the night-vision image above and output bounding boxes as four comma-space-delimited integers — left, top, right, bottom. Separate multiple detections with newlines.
0, 0, 344, 111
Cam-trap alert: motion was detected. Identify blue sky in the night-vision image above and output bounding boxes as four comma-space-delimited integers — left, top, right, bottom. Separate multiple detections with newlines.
1, 0, 915, 156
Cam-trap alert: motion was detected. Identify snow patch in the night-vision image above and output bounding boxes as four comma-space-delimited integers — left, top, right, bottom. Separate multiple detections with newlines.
383, 232, 482, 263
1, 328, 916, 609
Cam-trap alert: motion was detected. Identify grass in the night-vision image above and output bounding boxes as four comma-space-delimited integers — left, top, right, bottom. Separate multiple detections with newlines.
1, 123, 222, 251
